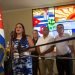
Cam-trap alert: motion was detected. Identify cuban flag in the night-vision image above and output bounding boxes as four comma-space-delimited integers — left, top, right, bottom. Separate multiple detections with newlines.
0, 9, 5, 73
0, 10, 5, 48
32, 8, 55, 36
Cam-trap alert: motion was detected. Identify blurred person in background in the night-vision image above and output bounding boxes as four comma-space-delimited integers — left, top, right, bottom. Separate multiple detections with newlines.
31, 30, 39, 75
36, 27, 55, 75
55, 24, 73, 75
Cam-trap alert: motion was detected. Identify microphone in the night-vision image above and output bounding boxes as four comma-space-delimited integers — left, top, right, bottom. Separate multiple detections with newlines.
10, 31, 14, 41
17, 41, 21, 54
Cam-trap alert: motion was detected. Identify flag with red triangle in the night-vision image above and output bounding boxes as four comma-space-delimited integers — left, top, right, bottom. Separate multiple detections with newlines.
0, 9, 5, 73
0, 10, 5, 48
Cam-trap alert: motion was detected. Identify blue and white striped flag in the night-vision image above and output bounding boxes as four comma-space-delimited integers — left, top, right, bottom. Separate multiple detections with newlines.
0, 9, 5, 73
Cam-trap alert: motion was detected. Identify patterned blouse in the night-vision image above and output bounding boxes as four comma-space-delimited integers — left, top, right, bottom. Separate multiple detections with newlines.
12, 37, 32, 75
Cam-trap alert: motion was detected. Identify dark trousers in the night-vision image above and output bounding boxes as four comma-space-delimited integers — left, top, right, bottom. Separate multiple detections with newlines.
4, 59, 13, 75
56, 53, 73, 75
32, 57, 39, 75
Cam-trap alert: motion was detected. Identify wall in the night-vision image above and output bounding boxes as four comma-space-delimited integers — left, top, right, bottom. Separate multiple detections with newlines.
3, 9, 33, 41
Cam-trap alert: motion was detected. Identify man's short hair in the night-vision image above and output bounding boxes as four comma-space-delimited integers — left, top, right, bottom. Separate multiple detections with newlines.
33, 30, 38, 32
43, 27, 49, 31
57, 24, 64, 29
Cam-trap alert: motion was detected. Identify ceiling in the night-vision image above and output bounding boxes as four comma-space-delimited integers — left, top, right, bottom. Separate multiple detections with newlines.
0, 0, 75, 11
